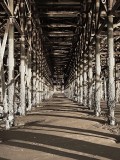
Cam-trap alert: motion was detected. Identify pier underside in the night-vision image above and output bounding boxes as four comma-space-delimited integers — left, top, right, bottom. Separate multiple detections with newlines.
0, 1, 120, 158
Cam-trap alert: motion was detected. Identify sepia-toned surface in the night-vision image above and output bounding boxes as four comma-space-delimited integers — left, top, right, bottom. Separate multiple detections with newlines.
0, 0, 120, 159
0, 93, 120, 160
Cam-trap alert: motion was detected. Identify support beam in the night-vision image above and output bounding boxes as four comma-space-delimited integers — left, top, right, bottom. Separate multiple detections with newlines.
88, 48, 93, 110
20, 1, 26, 115
83, 59, 87, 107
39, 11, 79, 17
39, 45, 42, 102
8, 0, 14, 127
36, 36, 40, 106
0, 20, 9, 113
74, 51, 78, 102
79, 59, 83, 105
103, 76, 107, 101
27, 12, 32, 111
95, 35, 101, 116
41, 24, 76, 28
107, 0, 116, 125
95, 0, 101, 116
47, 33, 75, 37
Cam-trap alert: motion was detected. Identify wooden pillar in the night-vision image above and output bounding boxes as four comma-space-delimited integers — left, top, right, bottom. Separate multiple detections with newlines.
43, 77, 45, 100
77, 54, 79, 103
20, 1, 26, 115
95, 0, 101, 116
0, 42, 7, 113
42, 56, 45, 100
75, 52, 78, 102
32, 31, 37, 106
73, 78, 75, 101
77, 63, 80, 103
107, 0, 115, 125
92, 74, 96, 109
72, 81, 74, 99
39, 77, 42, 102
41, 53, 44, 101
70, 82, 72, 99
36, 37, 40, 106
27, 12, 32, 111
32, 66, 36, 106
8, 0, 14, 117
88, 48, 93, 110
83, 58, 87, 107
100, 78, 104, 100
36, 62, 39, 105
95, 35, 101, 116
38, 45, 41, 103
116, 66, 119, 103
103, 76, 107, 101
79, 59, 83, 104
118, 80, 120, 103
39, 51, 42, 102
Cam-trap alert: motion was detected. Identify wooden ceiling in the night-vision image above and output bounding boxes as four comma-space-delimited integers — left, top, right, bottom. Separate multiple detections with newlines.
32, 0, 120, 84
0, 0, 119, 87
33, 0, 83, 81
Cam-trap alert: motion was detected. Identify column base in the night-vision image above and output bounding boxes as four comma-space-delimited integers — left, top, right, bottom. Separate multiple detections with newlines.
108, 116, 116, 126
95, 109, 101, 117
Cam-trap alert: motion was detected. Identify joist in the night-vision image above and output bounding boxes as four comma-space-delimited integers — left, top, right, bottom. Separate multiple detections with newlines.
39, 11, 79, 18
47, 33, 75, 37
41, 24, 77, 28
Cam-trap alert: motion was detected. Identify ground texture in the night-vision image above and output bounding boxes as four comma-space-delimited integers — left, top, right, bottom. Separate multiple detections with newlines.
0, 93, 120, 160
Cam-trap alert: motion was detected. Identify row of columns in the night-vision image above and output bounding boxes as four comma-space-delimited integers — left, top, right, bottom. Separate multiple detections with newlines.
65, 0, 118, 125
0, 0, 54, 129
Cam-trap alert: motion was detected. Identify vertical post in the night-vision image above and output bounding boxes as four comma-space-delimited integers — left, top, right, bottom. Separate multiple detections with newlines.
75, 51, 78, 102
95, 0, 101, 116
72, 81, 74, 99
20, 1, 26, 115
0, 43, 7, 113
27, 11, 32, 111
107, 0, 115, 125
8, 0, 14, 117
76, 46, 79, 103
32, 31, 37, 106
118, 80, 120, 103
100, 78, 103, 100
79, 59, 83, 104
77, 56, 80, 104
92, 74, 96, 109
38, 43, 41, 104
36, 59, 39, 106
79, 34, 83, 105
41, 52, 44, 101
95, 35, 101, 116
103, 76, 107, 101
76, 57, 79, 103
73, 78, 75, 101
32, 66, 36, 106
88, 48, 93, 110
36, 36, 39, 106
39, 46, 42, 102
116, 66, 119, 103
83, 58, 87, 107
